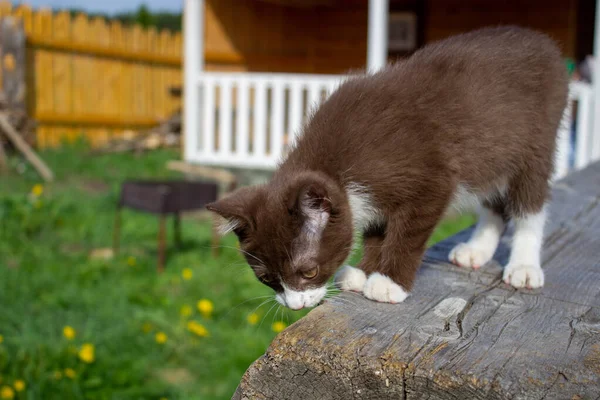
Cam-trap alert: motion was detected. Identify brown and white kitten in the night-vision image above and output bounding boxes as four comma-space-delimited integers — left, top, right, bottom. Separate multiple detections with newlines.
207, 26, 569, 310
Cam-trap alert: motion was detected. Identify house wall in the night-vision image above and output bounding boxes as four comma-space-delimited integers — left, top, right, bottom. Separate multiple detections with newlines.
204, 0, 368, 74
424, 0, 579, 59
203, 0, 589, 74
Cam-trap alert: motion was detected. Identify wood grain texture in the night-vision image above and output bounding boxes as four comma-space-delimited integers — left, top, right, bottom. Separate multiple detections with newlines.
234, 162, 600, 400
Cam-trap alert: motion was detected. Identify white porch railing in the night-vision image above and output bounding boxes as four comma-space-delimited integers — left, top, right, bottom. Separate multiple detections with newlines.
184, 73, 599, 178
184, 72, 345, 170
554, 81, 597, 180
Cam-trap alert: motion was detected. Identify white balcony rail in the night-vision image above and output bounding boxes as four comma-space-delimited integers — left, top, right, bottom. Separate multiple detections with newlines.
554, 81, 597, 180
184, 73, 598, 178
184, 72, 345, 170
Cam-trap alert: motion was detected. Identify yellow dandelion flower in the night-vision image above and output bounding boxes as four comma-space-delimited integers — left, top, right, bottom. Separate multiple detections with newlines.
181, 268, 193, 280
197, 299, 214, 318
180, 305, 192, 318
142, 322, 153, 333
53, 370, 63, 380
127, 256, 137, 267
78, 343, 95, 363
0, 386, 14, 399
187, 321, 209, 337
13, 381, 24, 392
155, 332, 167, 344
64, 368, 76, 379
247, 313, 259, 325
63, 326, 76, 340
0, 334, 3, 344
31, 184, 43, 197
272, 321, 287, 333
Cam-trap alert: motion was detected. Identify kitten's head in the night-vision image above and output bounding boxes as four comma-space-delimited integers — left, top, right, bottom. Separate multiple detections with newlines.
207, 171, 353, 310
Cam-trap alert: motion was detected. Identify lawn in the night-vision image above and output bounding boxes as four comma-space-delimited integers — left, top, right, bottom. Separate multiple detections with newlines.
0, 144, 475, 400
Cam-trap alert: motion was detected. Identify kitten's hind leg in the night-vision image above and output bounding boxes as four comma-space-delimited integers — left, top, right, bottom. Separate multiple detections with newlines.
502, 166, 551, 289
503, 207, 546, 288
449, 199, 506, 269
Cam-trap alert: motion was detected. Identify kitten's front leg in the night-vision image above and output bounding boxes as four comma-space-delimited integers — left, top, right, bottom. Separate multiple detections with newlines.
363, 209, 443, 304
334, 232, 383, 293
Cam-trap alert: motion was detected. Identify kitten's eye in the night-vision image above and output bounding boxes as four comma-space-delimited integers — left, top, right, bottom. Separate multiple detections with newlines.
301, 267, 318, 280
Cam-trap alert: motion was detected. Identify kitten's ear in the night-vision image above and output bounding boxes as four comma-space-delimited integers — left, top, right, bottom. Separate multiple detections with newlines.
286, 171, 340, 223
206, 186, 263, 239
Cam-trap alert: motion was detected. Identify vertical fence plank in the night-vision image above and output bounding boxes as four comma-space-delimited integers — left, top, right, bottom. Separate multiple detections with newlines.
109, 21, 124, 140
171, 33, 183, 116
157, 29, 169, 120
253, 79, 267, 161
0, 1, 11, 17
33, 8, 54, 146
71, 13, 88, 145
147, 27, 158, 122
52, 11, 73, 143
236, 78, 250, 159
131, 25, 145, 123
13, 4, 33, 34
88, 17, 107, 145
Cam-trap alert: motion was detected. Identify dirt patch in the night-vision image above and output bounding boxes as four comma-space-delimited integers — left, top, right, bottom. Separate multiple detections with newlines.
80, 179, 110, 194
155, 367, 194, 385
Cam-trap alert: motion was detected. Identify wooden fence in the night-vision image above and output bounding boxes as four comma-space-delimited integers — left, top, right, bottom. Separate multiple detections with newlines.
0, 2, 182, 148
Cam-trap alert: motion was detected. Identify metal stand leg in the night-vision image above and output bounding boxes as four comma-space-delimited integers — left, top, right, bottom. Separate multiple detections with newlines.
158, 214, 166, 273
113, 207, 122, 256
174, 212, 182, 248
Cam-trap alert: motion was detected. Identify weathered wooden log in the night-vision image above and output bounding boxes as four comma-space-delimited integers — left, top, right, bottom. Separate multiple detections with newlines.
234, 161, 600, 400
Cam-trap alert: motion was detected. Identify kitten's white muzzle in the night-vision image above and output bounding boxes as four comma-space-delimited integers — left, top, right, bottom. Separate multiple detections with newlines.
276, 282, 327, 310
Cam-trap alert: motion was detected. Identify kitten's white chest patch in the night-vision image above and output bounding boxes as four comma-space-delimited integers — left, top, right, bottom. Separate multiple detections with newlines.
346, 183, 384, 232
446, 184, 480, 216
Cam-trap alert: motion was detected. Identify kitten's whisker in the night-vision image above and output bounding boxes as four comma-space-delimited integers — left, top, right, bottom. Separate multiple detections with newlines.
221, 295, 274, 319
258, 301, 279, 330
204, 244, 267, 266
248, 297, 276, 317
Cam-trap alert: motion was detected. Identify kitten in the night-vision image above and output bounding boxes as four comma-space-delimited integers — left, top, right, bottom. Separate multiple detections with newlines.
207, 26, 569, 310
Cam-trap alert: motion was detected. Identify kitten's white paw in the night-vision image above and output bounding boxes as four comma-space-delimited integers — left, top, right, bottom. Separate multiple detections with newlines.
363, 273, 409, 304
449, 242, 495, 269
334, 265, 367, 293
503, 263, 544, 288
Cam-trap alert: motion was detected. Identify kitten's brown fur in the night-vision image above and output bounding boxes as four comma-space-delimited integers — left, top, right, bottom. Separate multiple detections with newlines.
207, 26, 569, 305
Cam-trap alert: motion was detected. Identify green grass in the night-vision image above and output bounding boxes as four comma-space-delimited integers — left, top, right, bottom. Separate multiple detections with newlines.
0, 144, 475, 399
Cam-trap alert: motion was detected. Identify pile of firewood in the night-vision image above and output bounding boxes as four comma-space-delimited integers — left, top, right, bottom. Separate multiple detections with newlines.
0, 92, 54, 181
94, 109, 182, 154
0, 92, 36, 149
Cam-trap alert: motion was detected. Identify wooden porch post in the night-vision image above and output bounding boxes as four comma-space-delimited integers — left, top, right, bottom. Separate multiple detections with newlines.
367, 0, 389, 72
592, 0, 600, 160
184, 0, 204, 162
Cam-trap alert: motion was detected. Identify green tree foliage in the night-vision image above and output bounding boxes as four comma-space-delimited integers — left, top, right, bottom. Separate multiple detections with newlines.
66, 4, 182, 32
